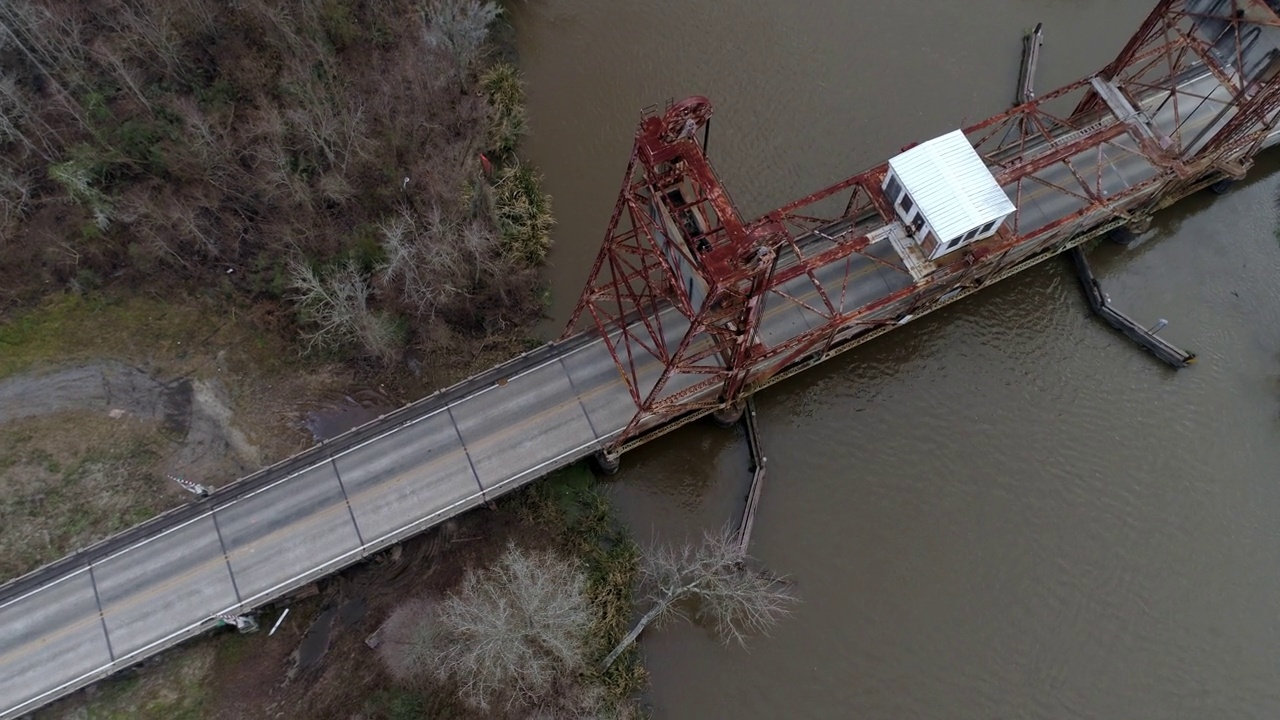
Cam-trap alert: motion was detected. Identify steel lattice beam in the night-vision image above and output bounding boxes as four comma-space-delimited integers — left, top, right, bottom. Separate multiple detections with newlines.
565, 0, 1280, 452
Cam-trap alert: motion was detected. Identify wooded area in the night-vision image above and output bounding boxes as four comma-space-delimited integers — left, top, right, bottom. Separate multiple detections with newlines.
0, 0, 550, 363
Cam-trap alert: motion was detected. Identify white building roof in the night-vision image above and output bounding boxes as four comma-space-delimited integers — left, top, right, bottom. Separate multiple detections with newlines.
887, 129, 1016, 244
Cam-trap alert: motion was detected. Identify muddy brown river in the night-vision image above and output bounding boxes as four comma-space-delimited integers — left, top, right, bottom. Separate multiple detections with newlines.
511, 2, 1280, 717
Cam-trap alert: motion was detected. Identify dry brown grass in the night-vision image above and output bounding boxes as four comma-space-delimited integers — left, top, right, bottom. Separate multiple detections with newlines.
0, 411, 169, 578
0, 291, 370, 579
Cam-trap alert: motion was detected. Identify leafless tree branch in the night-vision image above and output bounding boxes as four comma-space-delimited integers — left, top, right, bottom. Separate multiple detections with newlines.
421, 0, 501, 85
381, 542, 593, 712
602, 525, 798, 669
289, 257, 400, 361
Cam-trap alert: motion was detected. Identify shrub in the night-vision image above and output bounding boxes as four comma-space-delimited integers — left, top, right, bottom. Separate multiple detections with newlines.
319, 0, 361, 50
288, 257, 402, 361
493, 163, 553, 265
382, 543, 592, 712
481, 61, 526, 157
48, 156, 112, 230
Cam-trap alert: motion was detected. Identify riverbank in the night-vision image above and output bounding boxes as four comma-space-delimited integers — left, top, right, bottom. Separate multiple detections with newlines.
0, 0, 553, 575
36, 466, 642, 720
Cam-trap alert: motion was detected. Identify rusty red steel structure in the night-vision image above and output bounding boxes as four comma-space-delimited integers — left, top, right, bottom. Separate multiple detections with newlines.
1073, 0, 1280, 194
565, 0, 1280, 453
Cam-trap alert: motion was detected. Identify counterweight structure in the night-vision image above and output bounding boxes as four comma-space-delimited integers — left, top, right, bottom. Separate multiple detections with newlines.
565, 0, 1280, 453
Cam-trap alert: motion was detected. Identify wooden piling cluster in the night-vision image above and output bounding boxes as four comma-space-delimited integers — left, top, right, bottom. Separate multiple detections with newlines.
1069, 247, 1195, 368
1018, 23, 1044, 104
737, 398, 767, 552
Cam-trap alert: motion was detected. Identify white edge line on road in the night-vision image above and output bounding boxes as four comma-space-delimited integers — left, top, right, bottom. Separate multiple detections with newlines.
0, 430, 622, 720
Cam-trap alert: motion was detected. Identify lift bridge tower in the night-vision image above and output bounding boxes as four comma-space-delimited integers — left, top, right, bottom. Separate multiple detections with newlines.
564, 0, 1280, 458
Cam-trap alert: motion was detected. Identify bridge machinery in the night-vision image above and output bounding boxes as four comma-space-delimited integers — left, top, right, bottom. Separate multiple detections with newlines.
564, 0, 1280, 460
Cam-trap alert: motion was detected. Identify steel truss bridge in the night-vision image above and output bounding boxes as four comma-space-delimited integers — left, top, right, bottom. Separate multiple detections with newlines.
5, 2, 1280, 716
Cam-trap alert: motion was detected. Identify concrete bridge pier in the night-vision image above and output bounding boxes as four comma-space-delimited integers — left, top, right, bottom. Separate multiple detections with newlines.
591, 449, 621, 475
712, 401, 746, 428
1109, 215, 1153, 246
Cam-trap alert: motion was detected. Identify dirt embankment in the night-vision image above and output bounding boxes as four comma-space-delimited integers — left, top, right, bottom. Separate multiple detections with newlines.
0, 362, 263, 578
4, 342, 645, 720
0, 360, 261, 467
0, 296, 611, 720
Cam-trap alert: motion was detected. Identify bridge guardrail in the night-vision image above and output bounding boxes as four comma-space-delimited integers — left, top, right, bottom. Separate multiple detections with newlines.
0, 330, 599, 607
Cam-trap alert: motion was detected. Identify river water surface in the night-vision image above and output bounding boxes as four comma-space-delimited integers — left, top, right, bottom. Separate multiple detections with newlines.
511, 2, 1280, 717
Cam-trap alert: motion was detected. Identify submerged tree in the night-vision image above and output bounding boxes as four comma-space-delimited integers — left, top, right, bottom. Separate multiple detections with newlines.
381, 529, 793, 715
602, 525, 799, 670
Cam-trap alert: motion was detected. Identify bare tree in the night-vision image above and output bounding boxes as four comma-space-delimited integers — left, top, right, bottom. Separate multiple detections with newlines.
0, 1, 96, 133
421, 0, 501, 85
100, 0, 190, 84
167, 97, 251, 204
281, 57, 369, 174
0, 163, 31, 234
378, 205, 461, 319
377, 598, 437, 683
382, 542, 593, 712
288, 257, 400, 361
247, 106, 315, 212
602, 525, 798, 670
89, 39, 151, 114
378, 203, 504, 321
0, 73, 55, 159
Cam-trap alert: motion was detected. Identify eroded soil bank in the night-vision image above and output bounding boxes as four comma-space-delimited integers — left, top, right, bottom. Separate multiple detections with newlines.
0, 361, 262, 577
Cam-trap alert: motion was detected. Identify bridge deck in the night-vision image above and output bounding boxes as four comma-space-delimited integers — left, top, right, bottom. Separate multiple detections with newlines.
0, 236, 914, 717
4, 33, 1280, 719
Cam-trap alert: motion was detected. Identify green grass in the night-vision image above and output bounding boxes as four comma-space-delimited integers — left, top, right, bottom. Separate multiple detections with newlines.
0, 294, 201, 379
0, 291, 301, 381
361, 688, 468, 720
211, 630, 256, 667
55, 644, 213, 720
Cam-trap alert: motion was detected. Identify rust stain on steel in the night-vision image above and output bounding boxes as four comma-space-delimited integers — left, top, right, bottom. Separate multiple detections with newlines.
564, 0, 1280, 452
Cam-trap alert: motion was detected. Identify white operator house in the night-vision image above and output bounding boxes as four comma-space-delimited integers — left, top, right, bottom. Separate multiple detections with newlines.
883, 129, 1016, 261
